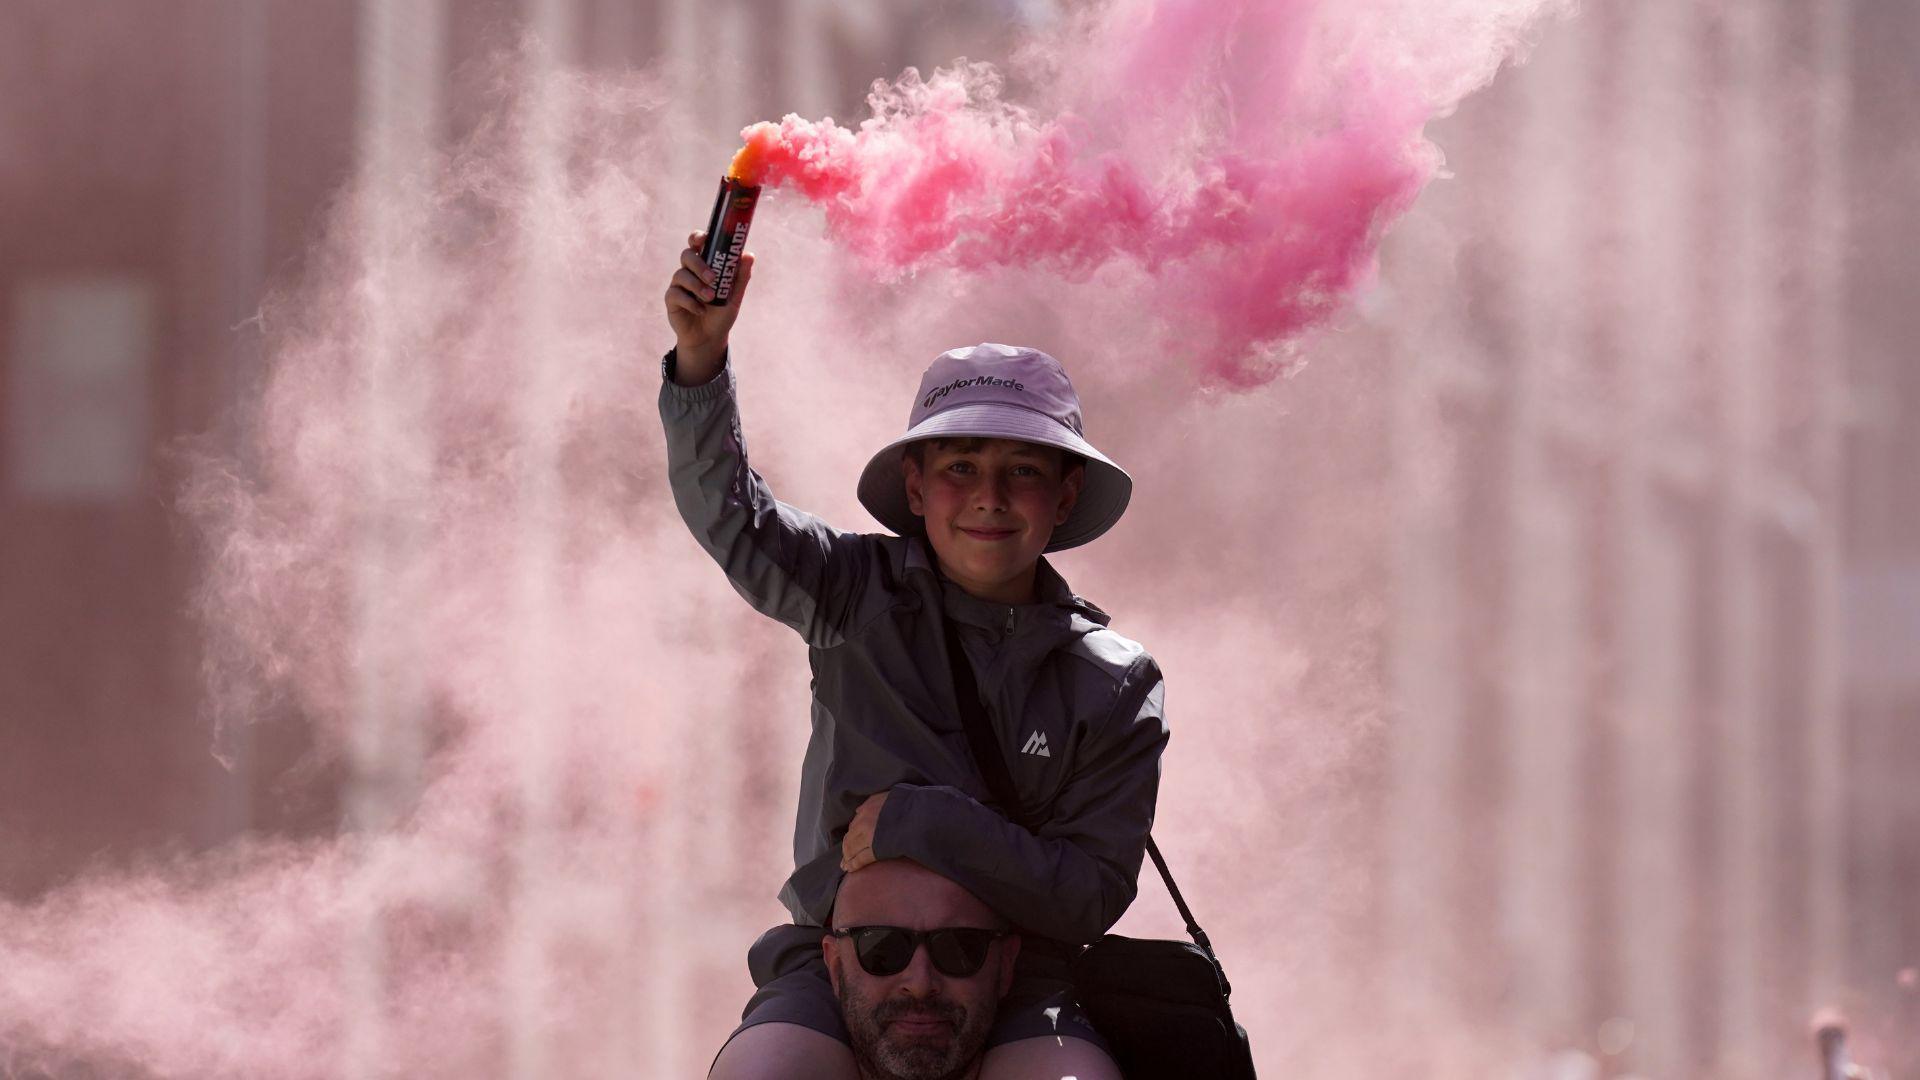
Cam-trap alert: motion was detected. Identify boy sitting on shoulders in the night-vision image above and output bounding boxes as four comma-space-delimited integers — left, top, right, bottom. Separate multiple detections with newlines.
659, 235, 1167, 1080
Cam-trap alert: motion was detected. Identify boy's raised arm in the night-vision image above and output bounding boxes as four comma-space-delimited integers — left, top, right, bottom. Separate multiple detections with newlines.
658, 236, 870, 647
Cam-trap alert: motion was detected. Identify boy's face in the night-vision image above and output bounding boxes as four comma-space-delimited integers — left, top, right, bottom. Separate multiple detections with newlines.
902, 437, 1083, 605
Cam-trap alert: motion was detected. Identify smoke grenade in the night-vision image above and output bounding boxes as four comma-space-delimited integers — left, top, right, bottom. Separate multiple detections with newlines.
698, 139, 767, 306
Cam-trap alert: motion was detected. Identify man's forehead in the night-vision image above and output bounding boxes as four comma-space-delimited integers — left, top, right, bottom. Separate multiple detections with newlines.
834, 860, 998, 928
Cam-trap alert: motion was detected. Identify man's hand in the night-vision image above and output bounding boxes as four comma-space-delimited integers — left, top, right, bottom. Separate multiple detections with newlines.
841, 791, 889, 873
663, 229, 754, 387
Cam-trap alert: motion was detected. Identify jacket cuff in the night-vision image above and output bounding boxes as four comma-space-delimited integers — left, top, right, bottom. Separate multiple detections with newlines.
870, 785, 914, 862
872, 783, 1000, 870
660, 346, 733, 402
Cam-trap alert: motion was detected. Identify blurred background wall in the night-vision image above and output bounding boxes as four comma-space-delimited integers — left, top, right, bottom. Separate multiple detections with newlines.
1373, 2, 1919, 1075
1, 0, 1915, 1077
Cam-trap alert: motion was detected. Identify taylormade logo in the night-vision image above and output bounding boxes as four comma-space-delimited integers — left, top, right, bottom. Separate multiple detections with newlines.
923, 374, 1026, 409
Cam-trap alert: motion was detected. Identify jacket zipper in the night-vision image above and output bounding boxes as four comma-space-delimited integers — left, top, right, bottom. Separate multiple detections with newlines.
1004, 607, 1015, 635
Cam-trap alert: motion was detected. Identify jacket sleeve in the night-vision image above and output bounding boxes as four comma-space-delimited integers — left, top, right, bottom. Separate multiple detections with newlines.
870, 655, 1168, 945
658, 349, 870, 648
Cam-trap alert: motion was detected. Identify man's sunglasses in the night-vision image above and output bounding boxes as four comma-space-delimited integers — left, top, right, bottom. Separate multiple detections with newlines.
829, 925, 1008, 978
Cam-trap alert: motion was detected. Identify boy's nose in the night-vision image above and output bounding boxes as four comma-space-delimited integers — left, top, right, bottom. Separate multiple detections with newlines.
974, 475, 1009, 511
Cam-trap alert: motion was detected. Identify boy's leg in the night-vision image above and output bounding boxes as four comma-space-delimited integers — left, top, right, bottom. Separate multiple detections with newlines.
980, 952, 1117, 1079
979, 1035, 1123, 1080
707, 1021, 857, 1080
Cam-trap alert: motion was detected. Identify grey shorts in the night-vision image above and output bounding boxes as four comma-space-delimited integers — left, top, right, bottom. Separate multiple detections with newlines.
721, 924, 1110, 1058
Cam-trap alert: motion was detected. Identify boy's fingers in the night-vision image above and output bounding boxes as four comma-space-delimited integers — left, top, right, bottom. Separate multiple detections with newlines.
672, 267, 716, 302
688, 230, 705, 250
664, 284, 706, 315
680, 247, 716, 284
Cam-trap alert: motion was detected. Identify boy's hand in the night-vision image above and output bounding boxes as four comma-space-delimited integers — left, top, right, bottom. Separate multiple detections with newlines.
663, 230, 754, 386
841, 791, 889, 873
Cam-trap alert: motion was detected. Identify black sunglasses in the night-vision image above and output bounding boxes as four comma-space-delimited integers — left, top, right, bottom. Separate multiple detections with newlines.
829, 925, 1008, 978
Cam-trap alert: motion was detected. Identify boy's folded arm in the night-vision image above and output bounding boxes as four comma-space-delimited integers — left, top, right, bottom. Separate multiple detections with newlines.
658, 348, 870, 648
871, 659, 1169, 945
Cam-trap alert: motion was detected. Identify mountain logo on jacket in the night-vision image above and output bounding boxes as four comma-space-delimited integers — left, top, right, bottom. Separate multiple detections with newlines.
1020, 730, 1051, 758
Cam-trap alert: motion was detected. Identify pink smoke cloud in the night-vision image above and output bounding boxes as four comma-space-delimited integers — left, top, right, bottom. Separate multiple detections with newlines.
733, 0, 1559, 385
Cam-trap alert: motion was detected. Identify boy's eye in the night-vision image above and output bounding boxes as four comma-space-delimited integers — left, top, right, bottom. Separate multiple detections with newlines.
944, 460, 975, 475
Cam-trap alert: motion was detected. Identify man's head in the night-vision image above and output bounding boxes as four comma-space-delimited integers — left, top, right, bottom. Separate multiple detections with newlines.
855, 344, 1133, 570
900, 437, 1084, 604
823, 859, 1021, 1080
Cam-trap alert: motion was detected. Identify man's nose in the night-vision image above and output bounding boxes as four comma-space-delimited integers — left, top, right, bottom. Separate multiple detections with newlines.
891, 941, 941, 998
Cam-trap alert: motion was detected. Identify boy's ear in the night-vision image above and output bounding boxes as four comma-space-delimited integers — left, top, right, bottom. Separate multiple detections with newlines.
1053, 463, 1084, 526
901, 451, 926, 516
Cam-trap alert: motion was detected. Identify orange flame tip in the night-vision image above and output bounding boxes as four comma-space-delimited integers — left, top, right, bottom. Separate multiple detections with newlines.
726, 124, 779, 186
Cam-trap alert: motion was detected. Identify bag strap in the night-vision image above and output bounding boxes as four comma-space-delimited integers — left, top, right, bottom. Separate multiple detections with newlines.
1146, 837, 1215, 953
940, 613, 1228, 988
941, 613, 1038, 831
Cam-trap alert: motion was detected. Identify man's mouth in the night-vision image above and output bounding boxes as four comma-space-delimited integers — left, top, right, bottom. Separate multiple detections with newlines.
885, 1013, 955, 1038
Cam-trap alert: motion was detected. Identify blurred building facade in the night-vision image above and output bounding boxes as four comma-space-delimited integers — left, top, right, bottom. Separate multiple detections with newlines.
1378, 0, 1920, 1075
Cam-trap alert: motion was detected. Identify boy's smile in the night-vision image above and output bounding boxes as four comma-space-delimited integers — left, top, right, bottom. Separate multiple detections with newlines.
902, 437, 1084, 605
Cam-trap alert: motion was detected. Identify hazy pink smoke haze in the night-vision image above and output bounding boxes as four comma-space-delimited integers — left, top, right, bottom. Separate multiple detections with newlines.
0, 1, 1570, 1076
739, 0, 1562, 385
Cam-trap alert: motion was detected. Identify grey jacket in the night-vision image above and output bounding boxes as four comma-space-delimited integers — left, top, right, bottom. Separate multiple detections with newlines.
659, 351, 1168, 946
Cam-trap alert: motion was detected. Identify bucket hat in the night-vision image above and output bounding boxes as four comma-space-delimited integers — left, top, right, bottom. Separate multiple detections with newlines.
856, 343, 1132, 552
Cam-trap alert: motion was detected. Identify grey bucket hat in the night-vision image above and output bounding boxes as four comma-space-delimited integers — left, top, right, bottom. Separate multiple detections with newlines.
856, 343, 1132, 552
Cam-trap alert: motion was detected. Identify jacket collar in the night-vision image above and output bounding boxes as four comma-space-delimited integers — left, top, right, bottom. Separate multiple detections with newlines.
904, 537, 1111, 630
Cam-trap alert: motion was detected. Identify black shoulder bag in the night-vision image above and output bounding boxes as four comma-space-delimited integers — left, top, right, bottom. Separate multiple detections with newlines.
942, 617, 1257, 1080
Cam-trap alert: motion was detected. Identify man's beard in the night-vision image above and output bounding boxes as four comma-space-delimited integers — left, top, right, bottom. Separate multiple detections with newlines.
835, 981, 995, 1080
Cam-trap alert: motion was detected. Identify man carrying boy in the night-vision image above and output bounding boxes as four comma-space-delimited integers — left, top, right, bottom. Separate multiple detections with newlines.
660, 235, 1167, 1079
